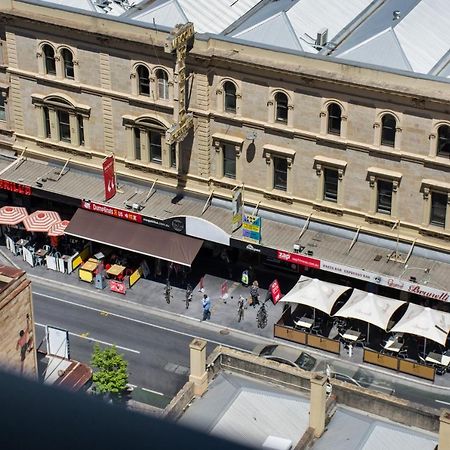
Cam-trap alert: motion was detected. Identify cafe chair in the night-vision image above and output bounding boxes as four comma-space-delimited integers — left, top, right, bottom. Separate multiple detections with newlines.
398, 347, 408, 359
418, 355, 427, 365
43, 245, 51, 253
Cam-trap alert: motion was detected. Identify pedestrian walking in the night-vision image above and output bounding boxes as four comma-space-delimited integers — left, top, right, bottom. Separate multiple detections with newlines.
249, 280, 260, 307
202, 294, 211, 321
237, 295, 245, 322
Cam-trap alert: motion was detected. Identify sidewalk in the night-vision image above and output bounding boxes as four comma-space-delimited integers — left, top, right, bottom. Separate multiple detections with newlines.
1, 245, 450, 391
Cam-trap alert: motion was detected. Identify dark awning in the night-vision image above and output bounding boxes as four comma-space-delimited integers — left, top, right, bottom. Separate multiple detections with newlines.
65, 209, 203, 267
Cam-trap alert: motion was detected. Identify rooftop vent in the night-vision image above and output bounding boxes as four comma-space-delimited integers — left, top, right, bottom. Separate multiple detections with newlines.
393, 10, 401, 21
95, 0, 112, 11
315, 28, 328, 48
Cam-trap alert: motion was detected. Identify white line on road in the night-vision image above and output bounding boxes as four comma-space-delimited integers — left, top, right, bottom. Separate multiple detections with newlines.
35, 291, 250, 353
127, 384, 164, 396
435, 399, 450, 406
35, 322, 141, 354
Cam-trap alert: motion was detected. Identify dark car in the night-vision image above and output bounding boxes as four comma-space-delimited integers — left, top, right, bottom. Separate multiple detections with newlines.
254, 344, 317, 371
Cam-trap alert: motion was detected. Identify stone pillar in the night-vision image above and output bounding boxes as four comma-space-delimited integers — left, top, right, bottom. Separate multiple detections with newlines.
189, 339, 208, 396
439, 410, 450, 450
309, 374, 327, 438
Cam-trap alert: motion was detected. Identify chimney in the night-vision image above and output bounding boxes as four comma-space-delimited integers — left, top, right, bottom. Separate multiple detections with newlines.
189, 339, 208, 396
439, 410, 450, 450
309, 374, 327, 437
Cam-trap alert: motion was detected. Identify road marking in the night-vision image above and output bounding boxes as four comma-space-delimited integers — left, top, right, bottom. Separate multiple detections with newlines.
436, 399, 450, 406
34, 291, 250, 353
35, 322, 140, 354
128, 384, 164, 396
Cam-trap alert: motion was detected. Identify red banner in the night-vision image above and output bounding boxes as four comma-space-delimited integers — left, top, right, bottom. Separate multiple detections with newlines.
103, 155, 116, 201
270, 279, 282, 304
276, 250, 321, 269
109, 279, 126, 295
0, 180, 32, 196
81, 200, 142, 223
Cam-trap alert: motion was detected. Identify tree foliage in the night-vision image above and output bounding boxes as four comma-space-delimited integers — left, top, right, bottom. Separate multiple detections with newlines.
91, 344, 129, 397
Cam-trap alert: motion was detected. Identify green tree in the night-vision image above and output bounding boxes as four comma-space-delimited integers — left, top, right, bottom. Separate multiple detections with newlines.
91, 344, 129, 398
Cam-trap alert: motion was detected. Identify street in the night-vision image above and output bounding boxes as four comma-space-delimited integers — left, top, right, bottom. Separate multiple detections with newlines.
32, 278, 450, 410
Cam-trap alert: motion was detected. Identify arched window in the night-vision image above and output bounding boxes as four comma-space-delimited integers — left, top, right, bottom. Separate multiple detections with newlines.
381, 114, 396, 147
137, 65, 150, 96
42, 45, 56, 75
327, 103, 342, 135
156, 69, 169, 100
223, 81, 237, 113
437, 125, 450, 157
61, 49, 74, 79
275, 92, 288, 124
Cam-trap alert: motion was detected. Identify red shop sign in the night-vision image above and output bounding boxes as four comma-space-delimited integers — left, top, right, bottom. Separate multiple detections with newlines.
276, 250, 321, 269
102, 155, 116, 201
109, 279, 126, 295
270, 279, 282, 304
0, 179, 32, 196
81, 200, 142, 224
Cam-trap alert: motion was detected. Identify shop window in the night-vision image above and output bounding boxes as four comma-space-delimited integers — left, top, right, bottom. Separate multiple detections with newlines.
43, 44, 56, 75
61, 48, 75, 79
381, 114, 396, 147
273, 157, 288, 191
275, 92, 288, 124
224, 81, 237, 113
377, 180, 393, 214
223, 143, 236, 179
137, 65, 150, 96
437, 125, 450, 157
323, 168, 338, 202
430, 191, 447, 228
156, 69, 169, 100
327, 103, 342, 135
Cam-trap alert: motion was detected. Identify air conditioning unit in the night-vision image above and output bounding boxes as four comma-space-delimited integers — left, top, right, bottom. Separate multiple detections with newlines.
315, 28, 328, 48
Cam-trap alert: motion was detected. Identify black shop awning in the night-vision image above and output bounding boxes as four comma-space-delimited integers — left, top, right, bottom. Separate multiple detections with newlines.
65, 209, 203, 267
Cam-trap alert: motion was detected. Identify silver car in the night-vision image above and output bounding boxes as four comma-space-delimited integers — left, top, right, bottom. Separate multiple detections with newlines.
254, 344, 317, 371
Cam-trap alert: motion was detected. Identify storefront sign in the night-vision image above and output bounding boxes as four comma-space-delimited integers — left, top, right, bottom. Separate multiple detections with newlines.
276, 250, 320, 269
102, 155, 116, 201
270, 279, 282, 304
81, 201, 143, 223
109, 279, 126, 295
243, 214, 261, 243
0, 179, 32, 196
231, 187, 243, 232
142, 216, 186, 234
320, 260, 380, 283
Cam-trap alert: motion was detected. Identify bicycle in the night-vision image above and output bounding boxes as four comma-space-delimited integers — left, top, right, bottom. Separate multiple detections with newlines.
164, 279, 172, 304
185, 283, 193, 309
256, 302, 268, 329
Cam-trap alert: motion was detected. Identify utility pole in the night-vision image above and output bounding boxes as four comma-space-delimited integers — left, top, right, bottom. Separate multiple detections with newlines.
165, 22, 195, 147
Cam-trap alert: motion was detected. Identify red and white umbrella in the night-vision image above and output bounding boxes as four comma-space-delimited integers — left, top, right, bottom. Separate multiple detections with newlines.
0, 206, 28, 225
23, 210, 61, 232
48, 220, 70, 237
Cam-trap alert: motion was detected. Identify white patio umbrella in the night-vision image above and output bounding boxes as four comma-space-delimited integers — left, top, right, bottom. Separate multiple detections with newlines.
279, 276, 351, 318
333, 289, 406, 341
390, 304, 450, 352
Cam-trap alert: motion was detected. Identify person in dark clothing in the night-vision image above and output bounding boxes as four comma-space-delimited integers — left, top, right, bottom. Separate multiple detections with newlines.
249, 280, 260, 307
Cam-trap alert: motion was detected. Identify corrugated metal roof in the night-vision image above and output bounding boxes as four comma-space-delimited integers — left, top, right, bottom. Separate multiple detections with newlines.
179, 372, 309, 448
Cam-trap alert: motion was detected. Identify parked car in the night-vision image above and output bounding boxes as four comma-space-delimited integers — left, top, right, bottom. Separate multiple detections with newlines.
253, 344, 317, 371
331, 372, 362, 387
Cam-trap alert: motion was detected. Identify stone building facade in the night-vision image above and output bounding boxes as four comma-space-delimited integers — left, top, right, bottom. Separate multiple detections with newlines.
0, 265, 36, 378
0, 0, 450, 257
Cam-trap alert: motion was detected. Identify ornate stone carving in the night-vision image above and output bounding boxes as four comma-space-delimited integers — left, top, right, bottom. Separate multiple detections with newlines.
369, 175, 376, 188
315, 163, 322, 176
423, 186, 430, 199
337, 168, 344, 180
392, 180, 399, 192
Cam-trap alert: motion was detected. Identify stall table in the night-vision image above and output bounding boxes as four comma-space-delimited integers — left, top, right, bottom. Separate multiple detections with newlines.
342, 329, 361, 342
426, 352, 450, 368
294, 317, 314, 330
107, 264, 126, 278
107, 264, 127, 294
79, 258, 99, 283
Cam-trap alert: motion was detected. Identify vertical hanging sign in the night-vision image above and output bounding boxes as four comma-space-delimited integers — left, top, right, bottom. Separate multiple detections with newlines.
103, 155, 116, 201
232, 187, 243, 232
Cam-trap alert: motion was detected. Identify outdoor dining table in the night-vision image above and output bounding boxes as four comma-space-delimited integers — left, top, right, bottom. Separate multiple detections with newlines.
35, 248, 48, 258
294, 316, 314, 329
383, 334, 404, 353
342, 329, 361, 342
426, 352, 450, 367
16, 238, 29, 247
79, 258, 100, 283
106, 264, 126, 279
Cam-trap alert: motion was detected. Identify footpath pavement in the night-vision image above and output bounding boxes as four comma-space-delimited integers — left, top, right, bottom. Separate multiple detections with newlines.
1, 245, 450, 393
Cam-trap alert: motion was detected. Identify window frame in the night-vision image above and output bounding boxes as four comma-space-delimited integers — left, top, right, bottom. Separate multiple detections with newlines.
148, 130, 162, 164
327, 102, 342, 135
42, 44, 56, 76
437, 125, 450, 157
274, 92, 288, 124
380, 114, 396, 147
137, 65, 150, 97
376, 179, 393, 215
0, 95, 5, 122
273, 156, 288, 192
323, 168, 339, 203
223, 81, 237, 113
430, 191, 447, 228
57, 110, 71, 143
223, 143, 237, 179
155, 69, 169, 100
61, 48, 75, 80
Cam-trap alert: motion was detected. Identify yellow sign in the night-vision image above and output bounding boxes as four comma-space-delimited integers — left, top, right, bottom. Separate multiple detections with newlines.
129, 268, 142, 287
166, 114, 193, 144
72, 254, 82, 270
79, 268, 93, 283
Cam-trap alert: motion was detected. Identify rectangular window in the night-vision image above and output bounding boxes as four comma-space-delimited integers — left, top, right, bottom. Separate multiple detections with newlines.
0, 96, 5, 121
158, 78, 169, 100
223, 144, 236, 179
149, 131, 162, 164
134, 128, 141, 160
323, 168, 338, 202
77, 115, 84, 146
377, 180, 393, 215
273, 157, 287, 191
57, 110, 70, 142
170, 143, 177, 168
43, 107, 51, 138
430, 192, 447, 228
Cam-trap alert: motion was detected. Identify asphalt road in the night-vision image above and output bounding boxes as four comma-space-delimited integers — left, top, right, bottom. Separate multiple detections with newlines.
31, 278, 450, 410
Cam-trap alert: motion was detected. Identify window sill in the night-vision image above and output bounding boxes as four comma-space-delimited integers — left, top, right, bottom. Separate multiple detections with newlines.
419, 226, 450, 240
263, 190, 293, 204
313, 202, 343, 216
365, 213, 396, 227
36, 138, 93, 158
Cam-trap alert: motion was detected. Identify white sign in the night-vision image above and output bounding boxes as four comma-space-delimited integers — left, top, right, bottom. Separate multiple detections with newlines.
46, 325, 70, 359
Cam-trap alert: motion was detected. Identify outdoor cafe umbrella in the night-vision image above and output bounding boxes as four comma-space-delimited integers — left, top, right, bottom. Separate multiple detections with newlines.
279, 276, 351, 318
23, 210, 61, 233
48, 220, 70, 247
0, 206, 28, 225
333, 289, 406, 341
390, 303, 450, 352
